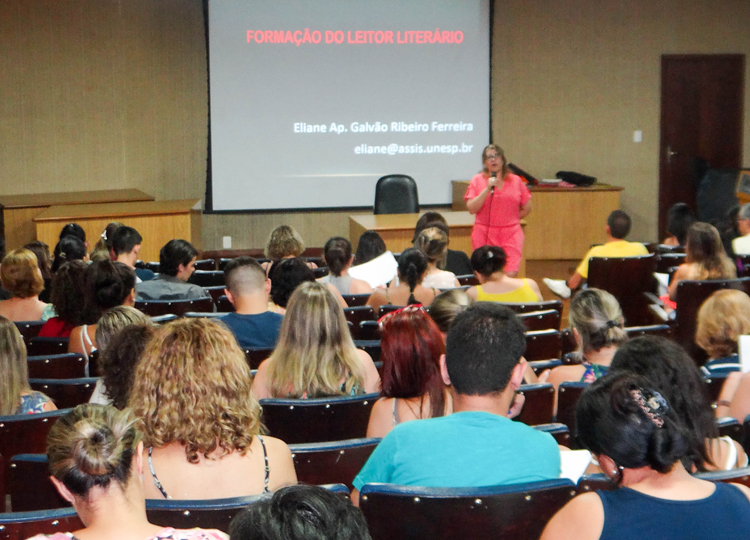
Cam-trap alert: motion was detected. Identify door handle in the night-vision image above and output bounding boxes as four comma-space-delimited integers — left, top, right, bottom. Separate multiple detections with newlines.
666, 146, 679, 164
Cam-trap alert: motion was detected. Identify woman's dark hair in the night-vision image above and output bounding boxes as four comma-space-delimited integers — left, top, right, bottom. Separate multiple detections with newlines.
270, 257, 315, 308
24, 241, 52, 280
397, 248, 428, 304
49, 260, 88, 326
576, 372, 690, 479
59, 223, 86, 244
102, 324, 155, 410
52, 236, 87, 274
470, 245, 506, 277
229, 484, 372, 540
666, 203, 697, 246
324, 237, 353, 277
82, 261, 136, 323
412, 212, 448, 243
353, 231, 386, 266
609, 336, 717, 471
159, 239, 198, 277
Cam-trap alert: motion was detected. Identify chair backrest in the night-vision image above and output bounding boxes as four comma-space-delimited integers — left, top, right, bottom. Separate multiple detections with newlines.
524, 330, 561, 361
188, 270, 225, 288
290, 438, 381, 489
146, 493, 267, 533
456, 274, 479, 286
341, 293, 371, 307
587, 254, 657, 326
695, 466, 750, 489
374, 175, 419, 214
357, 320, 381, 341
202, 285, 226, 302
244, 348, 274, 370
193, 258, 216, 271
27, 337, 69, 358
533, 423, 571, 447
150, 314, 179, 325
556, 382, 589, 439
259, 394, 379, 444
13, 321, 45, 349
343, 306, 376, 328
655, 252, 686, 273
27, 354, 87, 379
359, 479, 576, 540
215, 295, 235, 313
527, 359, 562, 376
0, 507, 83, 540
674, 278, 750, 364
354, 340, 382, 363
502, 300, 564, 317
576, 473, 613, 494
717, 417, 743, 443
135, 297, 215, 317
515, 383, 555, 426
518, 309, 561, 331
704, 372, 730, 403
28, 378, 98, 410
560, 328, 577, 358
8, 454, 69, 512
624, 324, 672, 340
377, 305, 405, 317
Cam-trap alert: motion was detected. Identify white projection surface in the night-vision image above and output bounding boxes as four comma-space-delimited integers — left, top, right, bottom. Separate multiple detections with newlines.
208, 0, 490, 211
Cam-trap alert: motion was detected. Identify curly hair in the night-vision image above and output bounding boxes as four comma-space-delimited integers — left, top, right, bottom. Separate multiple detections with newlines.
1, 248, 44, 298
128, 318, 261, 464
696, 289, 750, 359
265, 225, 305, 260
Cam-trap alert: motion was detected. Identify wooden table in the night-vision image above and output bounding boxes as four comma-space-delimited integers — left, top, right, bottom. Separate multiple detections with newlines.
0, 189, 153, 251
34, 199, 202, 262
452, 181, 623, 260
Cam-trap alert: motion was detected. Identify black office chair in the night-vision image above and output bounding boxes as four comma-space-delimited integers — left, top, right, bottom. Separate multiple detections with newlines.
374, 175, 419, 214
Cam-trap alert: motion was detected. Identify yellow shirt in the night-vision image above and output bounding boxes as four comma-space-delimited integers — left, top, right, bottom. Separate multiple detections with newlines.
575, 240, 649, 278
475, 280, 539, 303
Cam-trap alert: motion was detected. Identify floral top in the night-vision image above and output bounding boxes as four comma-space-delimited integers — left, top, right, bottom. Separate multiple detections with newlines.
15, 391, 52, 414
27, 527, 229, 540
580, 362, 608, 384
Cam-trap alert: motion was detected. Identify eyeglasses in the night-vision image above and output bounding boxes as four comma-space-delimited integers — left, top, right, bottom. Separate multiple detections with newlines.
377, 304, 426, 327
485, 154, 500, 160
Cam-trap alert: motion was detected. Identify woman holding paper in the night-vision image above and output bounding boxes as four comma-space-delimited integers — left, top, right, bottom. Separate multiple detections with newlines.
465, 145, 532, 277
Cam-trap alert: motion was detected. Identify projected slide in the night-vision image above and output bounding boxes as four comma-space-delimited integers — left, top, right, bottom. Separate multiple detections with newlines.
209, 0, 490, 211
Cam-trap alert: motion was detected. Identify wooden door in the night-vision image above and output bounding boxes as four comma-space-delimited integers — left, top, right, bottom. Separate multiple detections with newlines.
658, 55, 744, 239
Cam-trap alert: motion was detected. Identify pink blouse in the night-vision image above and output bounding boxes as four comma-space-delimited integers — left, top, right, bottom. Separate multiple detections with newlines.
465, 173, 531, 229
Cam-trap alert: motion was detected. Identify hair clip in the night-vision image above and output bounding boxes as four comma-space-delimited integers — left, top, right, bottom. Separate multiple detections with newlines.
377, 304, 425, 326
630, 388, 667, 428
606, 320, 619, 329
486, 250, 494, 259
101, 230, 108, 241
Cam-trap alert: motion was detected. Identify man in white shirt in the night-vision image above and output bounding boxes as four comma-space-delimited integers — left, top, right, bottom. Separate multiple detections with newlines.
732, 204, 750, 255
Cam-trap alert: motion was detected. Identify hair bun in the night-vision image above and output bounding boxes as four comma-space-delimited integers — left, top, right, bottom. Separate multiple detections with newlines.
74, 423, 116, 476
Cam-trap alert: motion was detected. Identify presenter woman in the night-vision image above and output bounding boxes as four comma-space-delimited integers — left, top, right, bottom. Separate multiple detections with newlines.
465, 145, 532, 277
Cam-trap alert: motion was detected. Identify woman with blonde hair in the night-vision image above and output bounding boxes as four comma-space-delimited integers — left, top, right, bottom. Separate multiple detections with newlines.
129, 318, 296, 499
28, 404, 227, 540
414, 227, 460, 289
0, 315, 56, 415
252, 281, 380, 399
0, 248, 47, 321
262, 225, 317, 275
696, 289, 750, 375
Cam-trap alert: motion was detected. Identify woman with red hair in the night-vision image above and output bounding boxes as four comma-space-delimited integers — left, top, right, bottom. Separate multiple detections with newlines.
366, 306, 451, 438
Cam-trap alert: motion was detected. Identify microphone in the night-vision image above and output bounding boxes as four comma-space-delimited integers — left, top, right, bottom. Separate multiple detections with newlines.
490, 172, 497, 194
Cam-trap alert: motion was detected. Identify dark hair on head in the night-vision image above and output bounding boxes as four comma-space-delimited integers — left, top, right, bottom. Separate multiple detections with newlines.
110, 226, 142, 256
397, 248, 428, 303
52, 236, 87, 273
159, 239, 198, 277
445, 303, 526, 395
324, 237, 353, 277
667, 203, 697, 246
270, 257, 315, 308
82, 261, 136, 323
609, 336, 717, 471
576, 372, 690, 477
46, 404, 141, 497
229, 484, 372, 540
607, 210, 632, 239
470, 245, 506, 276
50, 260, 88, 326
24, 241, 52, 280
101, 324, 155, 410
380, 308, 446, 419
353, 231, 386, 266
59, 223, 86, 244
412, 212, 448, 243
429, 289, 472, 333
224, 257, 266, 295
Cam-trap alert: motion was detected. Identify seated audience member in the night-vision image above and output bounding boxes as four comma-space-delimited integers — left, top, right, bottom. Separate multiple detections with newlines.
29, 404, 228, 540
135, 239, 208, 301
353, 230, 386, 266
0, 248, 47, 321
39, 260, 88, 338
695, 289, 750, 375
541, 373, 750, 540
221, 257, 284, 349
366, 248, 439, 314
466, 245, 542, 302
731, 204, 750, 255
59, 222, 87, 247
349, 230, 398, 289
269, 257, 318, 314
428, 289, 473, 334
412, 212, 473, 275
610, 336, 747, 471
88, 305, 151, 405
24, 240, 53, 302
89, 221, 124, 262
318, 236, 373, 295
0, 316, 56, 415
252, 282, 380, 399
662, 202, 696, 247
229, 484, 372, 540
262, 225, 317, 275
544, 289, 627, 411
111, 225, 155, 282
668, 222, 736, 302
69, 260, 136, 361
97, 323, 154, 409
544, 210, 648, 299
414, 227, 460, 289
716, 370, 750, 424
129, 318, 296, 499
51, 234, 88, 273
366, 307, 451, 438
351, 303, 560, 503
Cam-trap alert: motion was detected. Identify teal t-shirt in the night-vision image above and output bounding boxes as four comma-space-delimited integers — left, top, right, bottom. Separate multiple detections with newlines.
353, 411, 560, 490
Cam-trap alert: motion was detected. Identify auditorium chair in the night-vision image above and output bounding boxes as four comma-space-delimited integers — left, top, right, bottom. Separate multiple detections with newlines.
515, 383, 555, 426
357, 320, 381, 341
456, 274, 479, 286
7, 454, 68, 512
655, 252, 686, 274
150, 314, 179, 324
560, 329, 577, 358
527, 359, 562, 375
244, 347, 274, 370
259, 393, 379, 444
555, 381, 589, 440
343, 306, 376, 329
0, 507, 83, 540
587, 254, 657, 326
534, 423, 571, 447
13, 321, 45, 349
135, 297, 215, 317
188, 270, 225, 288
354, 340, 382, 362
377, 304, 405, 317
144, 261, 160, 273
27, 354, 87, 379
202, 285, 226, 302
524, 330, 561, 362
695, 467, 750, 489
215, 295, 234, 313
653, 244, 685, 254
518, 309, 561, 331
576, 474, 613, 494
502, 300, 563, 318
342, 293, 371, 307
313, 267, 329, 279
301, 247, 325, 258
29, 378, 98, 409
359, 479, 576, 540
289, 438, 381, 489
704, 372, 729, 403
193, 259, 216, 271
717, 417, 743, 444
373, 174, 419, 214
624, 324, 672, 339
26, 337, 69, 357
